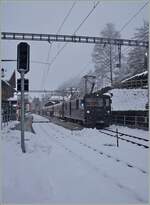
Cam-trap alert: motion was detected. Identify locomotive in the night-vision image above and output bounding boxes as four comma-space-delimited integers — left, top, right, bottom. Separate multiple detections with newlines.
42, 91, 112, 128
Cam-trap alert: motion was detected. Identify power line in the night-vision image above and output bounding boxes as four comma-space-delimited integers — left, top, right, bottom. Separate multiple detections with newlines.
56, 1, 77, 35
42, 1, 77, 89
119, 1, 149, 33
74, 1, 100, 34
44, 1, 100, 88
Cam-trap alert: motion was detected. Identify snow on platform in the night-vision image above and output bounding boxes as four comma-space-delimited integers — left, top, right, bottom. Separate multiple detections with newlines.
1, 114, 149, 204
111, 88, 148, 111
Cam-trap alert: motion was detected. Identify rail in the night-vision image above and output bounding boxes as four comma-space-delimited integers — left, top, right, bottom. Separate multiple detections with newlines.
99, 129, 149, 149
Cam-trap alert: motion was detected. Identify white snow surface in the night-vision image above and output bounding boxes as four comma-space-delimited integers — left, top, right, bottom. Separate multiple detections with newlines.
121, 71, 148, 83
2, 114, 149, 203
111, 88, 148, 111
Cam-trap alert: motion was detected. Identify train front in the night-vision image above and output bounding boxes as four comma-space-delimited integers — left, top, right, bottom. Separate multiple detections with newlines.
84, 93, 111, 128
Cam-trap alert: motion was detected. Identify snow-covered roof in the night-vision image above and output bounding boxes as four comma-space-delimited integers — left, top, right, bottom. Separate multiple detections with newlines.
111, 88, 148, 111
121, 71, 148, 83
103, 93, 112, 97
2, 67, 15, 81
50, 95, 64, 101
8, 95, 18, 101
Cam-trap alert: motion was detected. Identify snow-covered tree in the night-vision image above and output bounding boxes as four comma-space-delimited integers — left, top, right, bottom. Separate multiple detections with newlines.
92, 23, 121, 88
127, 20, 149, 76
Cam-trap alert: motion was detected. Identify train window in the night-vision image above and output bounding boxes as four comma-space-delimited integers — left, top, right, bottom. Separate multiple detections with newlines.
80, 99, 84, 109
106, 99, 110, 107
85, 98, 103, 107
76, 99, 79, 109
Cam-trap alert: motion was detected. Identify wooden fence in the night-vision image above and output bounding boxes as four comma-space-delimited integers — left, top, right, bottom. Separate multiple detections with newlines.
111, 111, 149, 129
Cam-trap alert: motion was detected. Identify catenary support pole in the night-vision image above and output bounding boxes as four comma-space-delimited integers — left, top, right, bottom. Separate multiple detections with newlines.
110, 44, 113, 85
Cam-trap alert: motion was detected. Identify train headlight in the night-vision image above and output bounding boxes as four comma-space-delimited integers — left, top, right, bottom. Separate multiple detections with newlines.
86, 110, 90, 114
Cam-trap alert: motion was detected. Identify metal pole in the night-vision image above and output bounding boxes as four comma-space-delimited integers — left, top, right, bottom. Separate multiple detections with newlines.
118, 44, 121, 69
116, 128, 119, 147
84, 76, 87, 95
21, 71, 26, 153
110, 44, 113, 85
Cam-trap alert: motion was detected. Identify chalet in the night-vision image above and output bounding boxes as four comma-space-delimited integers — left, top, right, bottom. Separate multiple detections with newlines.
1, 69, 17, 121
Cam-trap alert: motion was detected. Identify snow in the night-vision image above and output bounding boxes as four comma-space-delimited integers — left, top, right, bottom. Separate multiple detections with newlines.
7, 94, 18, 101
111, 88, 148, 111
121, 71, 148, 83
1, 114, 149, 203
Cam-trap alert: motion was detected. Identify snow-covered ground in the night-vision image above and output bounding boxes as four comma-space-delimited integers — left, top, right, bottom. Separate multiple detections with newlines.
111, 88, 148, 110
1, 114, 149, 203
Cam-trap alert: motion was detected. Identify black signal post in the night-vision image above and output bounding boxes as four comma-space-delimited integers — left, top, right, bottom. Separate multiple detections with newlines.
17, 42, 30, 153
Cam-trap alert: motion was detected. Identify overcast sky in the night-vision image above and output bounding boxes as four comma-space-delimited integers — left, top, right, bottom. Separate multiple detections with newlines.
1, 0, 149, 97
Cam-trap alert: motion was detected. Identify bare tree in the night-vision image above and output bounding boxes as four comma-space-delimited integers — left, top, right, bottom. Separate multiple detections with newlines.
127, 20, 149, 76
92, 23, 121, 88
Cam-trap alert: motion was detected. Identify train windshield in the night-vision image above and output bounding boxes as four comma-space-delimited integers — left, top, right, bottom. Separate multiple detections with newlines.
85, 98, 103, 107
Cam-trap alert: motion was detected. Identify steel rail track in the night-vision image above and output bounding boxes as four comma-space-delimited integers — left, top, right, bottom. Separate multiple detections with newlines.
104, 128, 149, 142
99, 130, 149, 149
38, 122, 147, 175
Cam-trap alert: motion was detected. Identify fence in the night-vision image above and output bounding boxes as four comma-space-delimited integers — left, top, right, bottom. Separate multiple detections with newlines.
116, 79, 148, 89
1, 111, 17, 129
111, 114, 149, 129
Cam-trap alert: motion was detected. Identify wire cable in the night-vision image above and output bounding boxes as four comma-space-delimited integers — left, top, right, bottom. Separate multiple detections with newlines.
56, 1, 77, 35
44, 1, 100, 88
41, 1, 77, 89
119, 1, 149, 33
73, 1, 100, 34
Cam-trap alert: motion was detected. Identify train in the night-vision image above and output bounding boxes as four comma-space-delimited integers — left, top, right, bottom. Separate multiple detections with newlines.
42, 91, 112, 128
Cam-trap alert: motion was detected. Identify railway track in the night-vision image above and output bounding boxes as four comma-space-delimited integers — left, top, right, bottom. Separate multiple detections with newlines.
99, 129, 149, 149
37, 122, 147, 175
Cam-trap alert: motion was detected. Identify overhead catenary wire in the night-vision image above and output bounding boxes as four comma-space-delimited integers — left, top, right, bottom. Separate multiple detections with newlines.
56, 1, 77, 35
73, 1, 100, 34
119, 1, 149, 33
43, 1, 100, 88
41, 1, 77, 89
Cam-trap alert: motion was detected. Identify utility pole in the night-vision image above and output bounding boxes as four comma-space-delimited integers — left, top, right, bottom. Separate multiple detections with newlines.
118, 44, 121, 70
109, 44, 113, 85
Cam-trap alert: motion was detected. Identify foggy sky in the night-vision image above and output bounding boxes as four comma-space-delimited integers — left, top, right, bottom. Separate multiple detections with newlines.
1, 0, 149, 97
